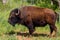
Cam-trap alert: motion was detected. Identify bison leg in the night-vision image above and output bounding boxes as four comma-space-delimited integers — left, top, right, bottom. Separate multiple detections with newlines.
33, 26, 35, 30
26, 23, 34, 35
49, 24, 57, 37
25, 16, 35, 35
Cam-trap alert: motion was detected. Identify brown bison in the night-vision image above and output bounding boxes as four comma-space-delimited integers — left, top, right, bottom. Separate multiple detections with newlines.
8, 6, 59, 37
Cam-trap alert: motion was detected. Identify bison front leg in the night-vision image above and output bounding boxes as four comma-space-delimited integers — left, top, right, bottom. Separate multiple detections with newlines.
28, 24, 34, 35
25, 16, 35, 35
49, 24, 57, 37
26, 23, 34, 35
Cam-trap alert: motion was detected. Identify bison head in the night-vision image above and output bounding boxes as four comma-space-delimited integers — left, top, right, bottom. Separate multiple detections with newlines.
8, 8, 21, 26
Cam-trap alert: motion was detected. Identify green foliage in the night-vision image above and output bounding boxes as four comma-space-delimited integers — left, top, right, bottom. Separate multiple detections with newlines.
27, 0, 58, 10
35, 0, 58, 10
0, 0, 2, 2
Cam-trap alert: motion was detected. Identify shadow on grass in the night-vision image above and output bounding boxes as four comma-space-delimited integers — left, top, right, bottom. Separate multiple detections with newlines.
6, 31, 48, 37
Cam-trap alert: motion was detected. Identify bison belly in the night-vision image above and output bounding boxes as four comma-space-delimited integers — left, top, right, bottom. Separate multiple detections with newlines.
33, 20, 47, 27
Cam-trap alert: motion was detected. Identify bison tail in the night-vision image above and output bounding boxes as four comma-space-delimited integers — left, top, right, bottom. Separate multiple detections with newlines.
55, 12, 59, 23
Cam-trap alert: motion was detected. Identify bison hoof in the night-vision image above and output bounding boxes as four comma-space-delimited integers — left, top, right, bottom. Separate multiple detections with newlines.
29, 29, 34, 35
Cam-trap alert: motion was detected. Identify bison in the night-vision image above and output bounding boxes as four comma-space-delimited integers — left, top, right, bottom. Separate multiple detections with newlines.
8, 6, 59, 37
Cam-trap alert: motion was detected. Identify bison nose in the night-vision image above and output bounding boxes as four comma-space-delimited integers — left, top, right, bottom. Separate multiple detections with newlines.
8, 20, 11, 24
8, 20, 15, 27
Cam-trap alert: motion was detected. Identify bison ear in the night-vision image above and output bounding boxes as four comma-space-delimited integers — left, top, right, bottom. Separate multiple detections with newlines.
15, 9, 20, 16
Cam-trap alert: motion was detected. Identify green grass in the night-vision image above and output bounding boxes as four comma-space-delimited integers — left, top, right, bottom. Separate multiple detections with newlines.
0, 0, 60, 40
0, 34, 17, 40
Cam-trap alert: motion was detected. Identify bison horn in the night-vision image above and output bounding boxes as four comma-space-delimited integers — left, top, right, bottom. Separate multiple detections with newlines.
15, 9, 20, 15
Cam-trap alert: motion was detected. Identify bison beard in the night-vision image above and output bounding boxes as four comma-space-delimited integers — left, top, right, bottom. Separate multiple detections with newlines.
8, 6, 58, 37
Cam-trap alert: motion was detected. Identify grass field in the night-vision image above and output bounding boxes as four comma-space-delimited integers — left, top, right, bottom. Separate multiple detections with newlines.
0, 0, 60, 40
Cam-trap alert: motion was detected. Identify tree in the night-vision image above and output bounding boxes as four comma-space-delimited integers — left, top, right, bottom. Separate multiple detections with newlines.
51, 0, 59, 9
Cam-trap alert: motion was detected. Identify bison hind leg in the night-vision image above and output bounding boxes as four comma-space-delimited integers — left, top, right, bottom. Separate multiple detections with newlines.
49, 24, 57, 37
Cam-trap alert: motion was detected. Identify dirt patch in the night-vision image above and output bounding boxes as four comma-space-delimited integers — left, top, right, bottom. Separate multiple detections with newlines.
16, 35, 31, 40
